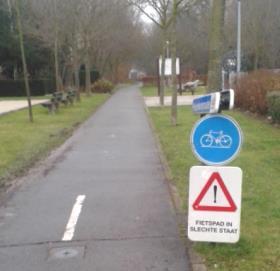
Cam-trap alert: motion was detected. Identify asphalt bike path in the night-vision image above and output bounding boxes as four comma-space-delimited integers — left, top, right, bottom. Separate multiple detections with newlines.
0, 85, 190, 270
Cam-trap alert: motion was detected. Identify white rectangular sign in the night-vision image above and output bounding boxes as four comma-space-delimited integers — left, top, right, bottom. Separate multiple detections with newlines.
188, 166, 242, 243
192, 89, 235, 115
192, 93, 220, 115
159, 57, 180, 76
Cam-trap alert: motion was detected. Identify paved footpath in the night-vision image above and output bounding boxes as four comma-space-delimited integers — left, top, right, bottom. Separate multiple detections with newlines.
0, 100, 48, 115
0, 85, 190, 271
144, 95, 198, 107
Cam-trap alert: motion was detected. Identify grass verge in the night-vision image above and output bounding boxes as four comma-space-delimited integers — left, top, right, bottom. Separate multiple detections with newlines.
0, 94, 109, 186
148, 105, 280, 271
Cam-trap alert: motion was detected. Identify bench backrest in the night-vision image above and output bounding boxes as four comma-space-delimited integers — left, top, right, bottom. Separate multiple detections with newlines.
51, 92, 63, 102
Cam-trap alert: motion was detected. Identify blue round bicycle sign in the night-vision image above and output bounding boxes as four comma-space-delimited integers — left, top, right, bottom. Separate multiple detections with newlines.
190, 114, 243, 165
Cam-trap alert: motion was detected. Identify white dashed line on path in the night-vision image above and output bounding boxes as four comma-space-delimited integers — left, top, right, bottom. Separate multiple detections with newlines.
62, 195, 86, 241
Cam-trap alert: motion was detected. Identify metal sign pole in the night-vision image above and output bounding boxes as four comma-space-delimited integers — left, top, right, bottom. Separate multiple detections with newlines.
237, 0, 241, 74
157, 57, 160, 97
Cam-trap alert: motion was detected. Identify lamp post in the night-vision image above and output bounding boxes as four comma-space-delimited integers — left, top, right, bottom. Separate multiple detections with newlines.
222, 51, 237, 89
237, 0, 241, 73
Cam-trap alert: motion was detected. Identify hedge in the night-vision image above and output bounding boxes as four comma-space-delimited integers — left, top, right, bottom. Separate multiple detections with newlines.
79, 70, 100, 87
0, 80, 55, 97
235, 70, 280, 115
267, 91, 280, 123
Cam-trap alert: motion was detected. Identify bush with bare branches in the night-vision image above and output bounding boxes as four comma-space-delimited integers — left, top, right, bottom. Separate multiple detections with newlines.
235, 70, 280, 115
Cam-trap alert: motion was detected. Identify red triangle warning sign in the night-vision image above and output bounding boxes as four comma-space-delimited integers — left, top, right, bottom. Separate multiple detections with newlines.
192, 172, 237, 212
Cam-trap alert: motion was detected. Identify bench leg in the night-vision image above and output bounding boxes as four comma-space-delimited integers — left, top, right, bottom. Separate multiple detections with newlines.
55, 103, 59, 112
47, 106, 52, 114
50, 103, 55, 114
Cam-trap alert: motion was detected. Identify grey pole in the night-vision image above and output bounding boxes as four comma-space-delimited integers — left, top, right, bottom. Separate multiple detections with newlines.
237, 0, 241, 73
166, 41, 170, 86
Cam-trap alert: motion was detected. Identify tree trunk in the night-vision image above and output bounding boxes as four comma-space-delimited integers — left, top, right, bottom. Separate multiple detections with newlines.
207, 0, 225, 93
74, 62, 81, 102
171, 0, 178, 126
85, 47, 91, 96
54, 36, 60, 91
13, 64, 18, 80
15, 0, 33, 122
160, 53, 166, 106
160, 29, 168, 106
53, 0, 60, 91
253, 48, 259, 70
64, 64, 73, 89
72, 37, 81, 101
114, 59, 120, 84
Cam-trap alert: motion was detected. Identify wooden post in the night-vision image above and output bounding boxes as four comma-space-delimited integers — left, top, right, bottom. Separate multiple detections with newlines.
156, 57, 160, 97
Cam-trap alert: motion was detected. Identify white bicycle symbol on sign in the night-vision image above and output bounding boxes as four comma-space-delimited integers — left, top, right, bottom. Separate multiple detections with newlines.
200, 130, 232, 148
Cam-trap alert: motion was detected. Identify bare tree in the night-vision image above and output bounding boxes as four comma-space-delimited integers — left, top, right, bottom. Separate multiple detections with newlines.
176, 1, 210, 74
100, 1, 144, 82
19, 0, 67, 91
223, 0, 280, 71
14, 0, 33, 122
242, 0, 280, 70
170, 0, 206, 125
207, 0, 225, 92
52, 0, 60, 91
9, 0, 149, 97
128, 0, 175, 106
129, 0, 204, 125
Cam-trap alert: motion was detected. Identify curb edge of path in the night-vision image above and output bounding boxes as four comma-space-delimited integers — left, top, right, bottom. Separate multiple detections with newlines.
141, 95, 207, 271
0, 101, 48, 117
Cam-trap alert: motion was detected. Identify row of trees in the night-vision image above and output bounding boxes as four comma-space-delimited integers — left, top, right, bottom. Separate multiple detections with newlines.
226, 0, 280, 71
129, 0, 208, 125
0, 0, 52, 80
2, 0, 279, 124
131, 0, 280, 125
137, 0, 280, 75
0, 0, 145, 92
127, 1, 203, 125
0, 0, 147, 122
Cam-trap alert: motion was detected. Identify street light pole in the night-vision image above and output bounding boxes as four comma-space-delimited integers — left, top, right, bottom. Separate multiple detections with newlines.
237, 0, 241, 73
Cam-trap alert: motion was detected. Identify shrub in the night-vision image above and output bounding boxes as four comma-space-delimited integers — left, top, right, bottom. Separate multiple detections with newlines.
267, 91, 280, 123
91, 79, 114, 94
235, 70, 280, 115
79, 70, 100, 87
141, 76, 157, 87
197, 74, 207, 86
0, 79, 55, 97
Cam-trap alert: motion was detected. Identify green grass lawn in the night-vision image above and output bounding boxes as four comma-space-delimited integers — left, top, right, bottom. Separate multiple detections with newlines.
0, 94, 109, 185
147, 106, 280, 271
141, 85, 206, 97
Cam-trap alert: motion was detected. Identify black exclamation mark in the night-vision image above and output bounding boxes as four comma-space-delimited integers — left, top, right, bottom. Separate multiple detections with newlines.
214, 185, 217, 203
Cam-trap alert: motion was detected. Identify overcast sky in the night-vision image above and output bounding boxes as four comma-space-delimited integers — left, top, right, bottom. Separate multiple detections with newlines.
140, 5, 157, 24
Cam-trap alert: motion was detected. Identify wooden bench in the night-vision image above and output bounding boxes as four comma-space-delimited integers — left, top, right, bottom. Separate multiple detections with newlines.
41, 90, 77, 113
66, 89, 77, 105
178, 80, 200, 95
41, 92, 65, 113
